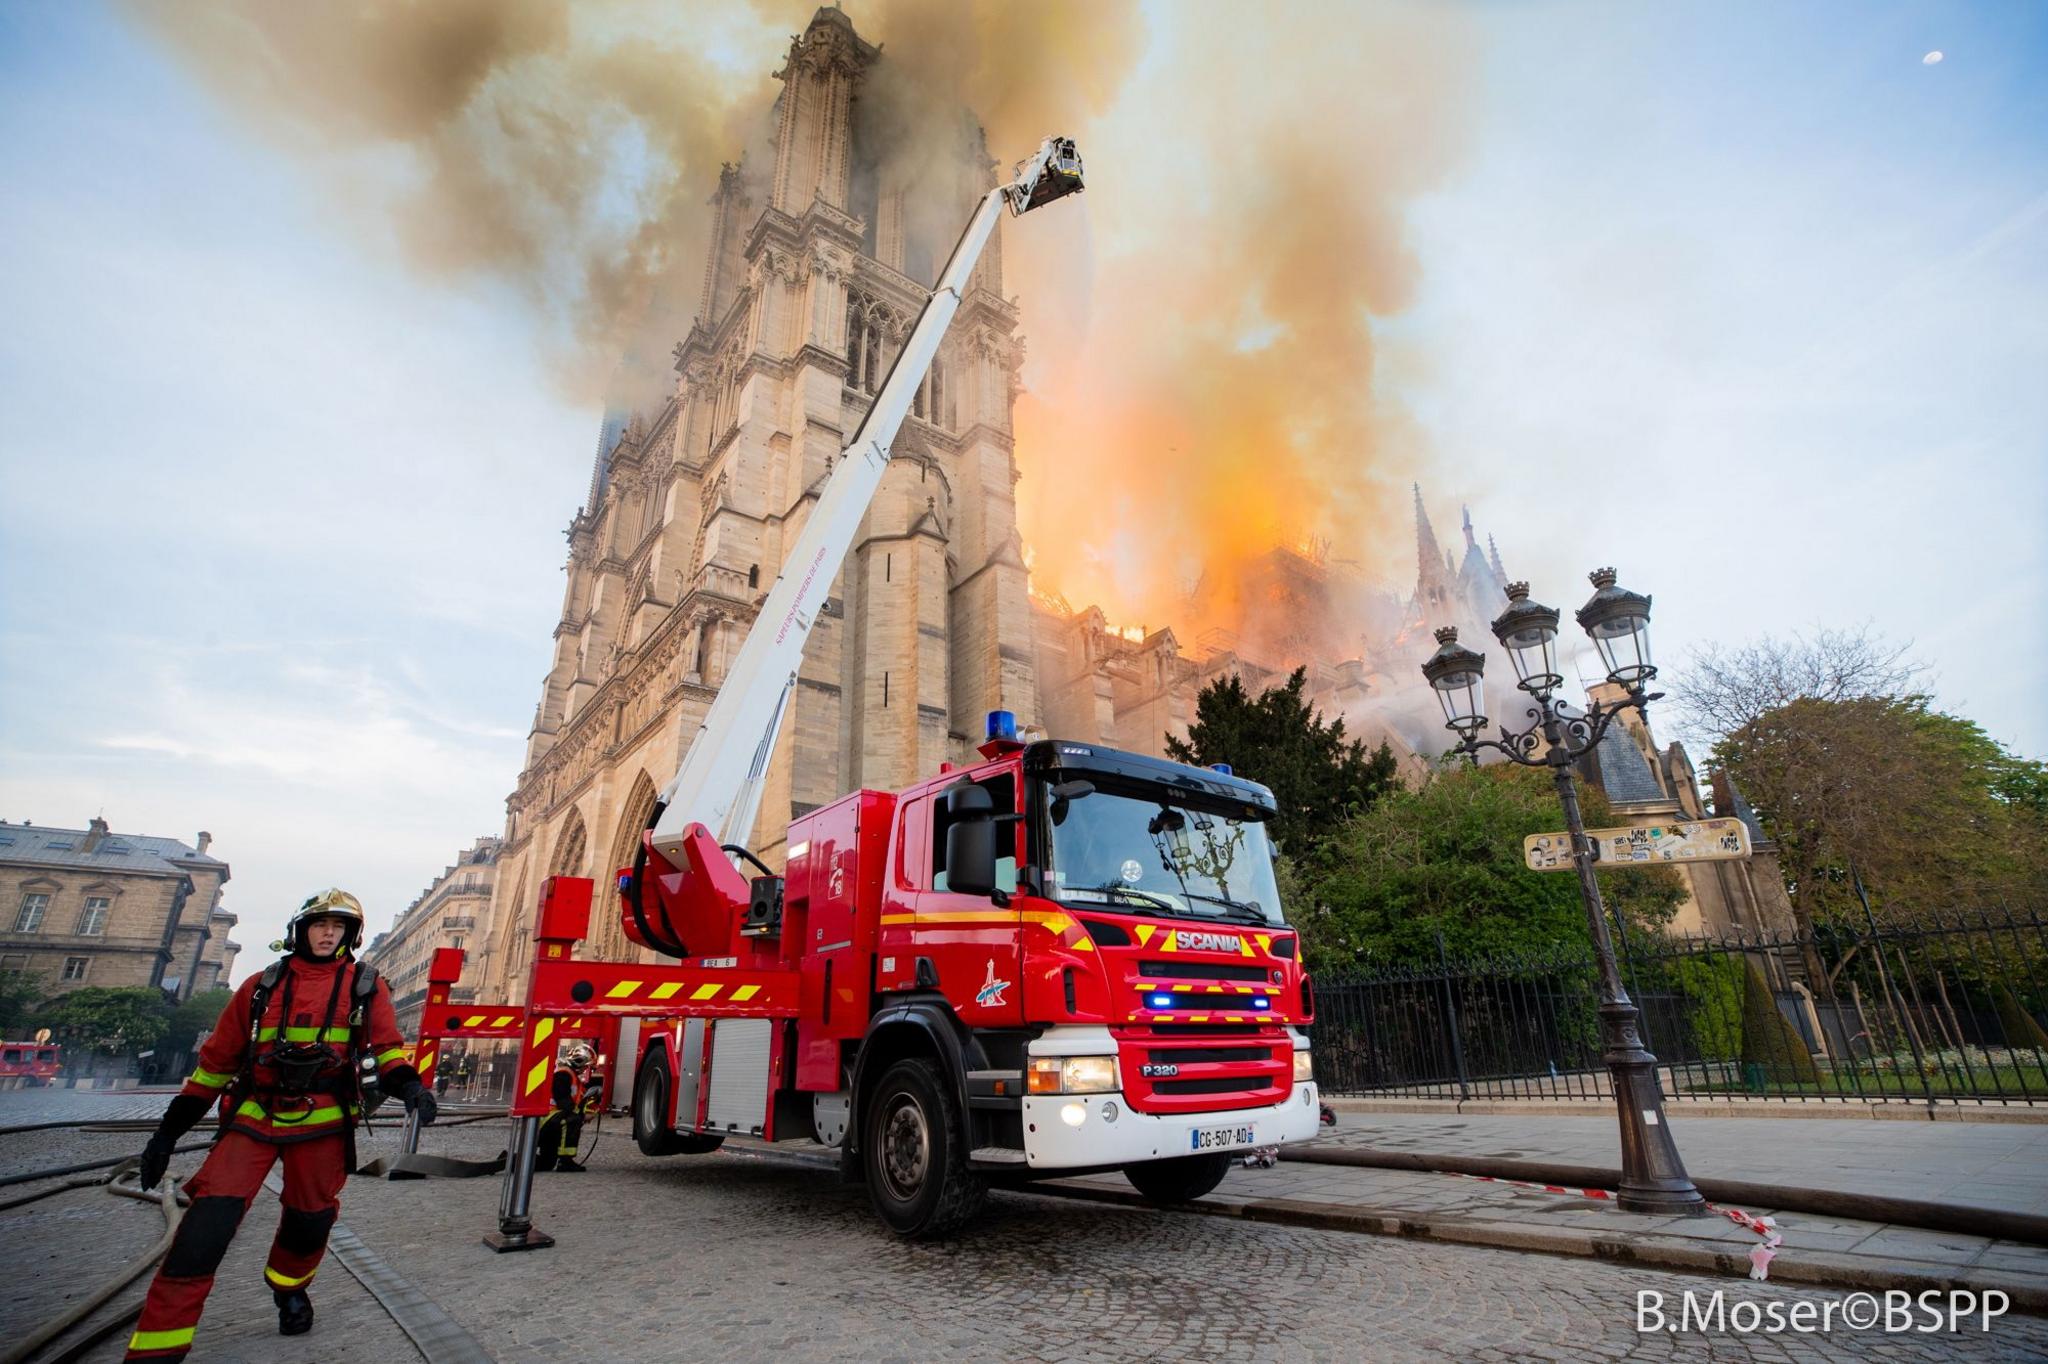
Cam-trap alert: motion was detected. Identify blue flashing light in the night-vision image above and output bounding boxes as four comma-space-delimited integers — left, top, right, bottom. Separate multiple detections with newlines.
1211, 762, 1234, 776
986, 709, 1018, 743
1147, 993, 1175, 1010
1252, 997, 1271, 1010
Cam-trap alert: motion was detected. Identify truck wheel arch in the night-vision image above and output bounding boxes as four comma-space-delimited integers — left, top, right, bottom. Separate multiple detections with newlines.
847, 996, 982, 1160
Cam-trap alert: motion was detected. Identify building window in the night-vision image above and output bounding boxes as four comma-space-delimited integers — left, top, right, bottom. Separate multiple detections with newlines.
76, 897, 110, 936
61, 956, 89, 982
911, 361, 948, 428
0, 953, 27, 973
845, 298, 890, 397
14, 893, 49, 933
450, 936, 464, 950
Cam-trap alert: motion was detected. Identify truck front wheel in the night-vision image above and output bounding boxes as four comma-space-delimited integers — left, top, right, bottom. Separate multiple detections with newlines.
633, 1048, 724, 1157
1125, 1151, 1233, 1205
862, 1056, 985, 1238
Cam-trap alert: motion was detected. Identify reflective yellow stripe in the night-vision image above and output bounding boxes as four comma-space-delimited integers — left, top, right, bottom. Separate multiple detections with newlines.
690, 984, 721, 1001
236, 1100, 346, 1125
534, 1018, 555, 1045
256, 1026, 351, 1042
376, 1047, 407, 1066
729, 984, 761, 1003
526, 1058, 549, 1094
607, 980, 643, 999
265, 1264, 318, 1288
128, 1326, 196, 1351
650, 983, 683, 1000
188, 1066, 232, 1089
879, 911, 1021, 925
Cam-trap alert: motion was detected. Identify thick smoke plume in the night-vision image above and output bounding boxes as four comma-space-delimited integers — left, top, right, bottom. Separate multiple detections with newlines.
1005, 5, 1475, 639
132, 1, 1471, 672
127, 0, 790, 402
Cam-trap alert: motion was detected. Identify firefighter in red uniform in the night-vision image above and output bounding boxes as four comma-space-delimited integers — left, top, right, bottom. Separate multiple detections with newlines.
125, 890, 435, 1360
533, 1042, 601, 1173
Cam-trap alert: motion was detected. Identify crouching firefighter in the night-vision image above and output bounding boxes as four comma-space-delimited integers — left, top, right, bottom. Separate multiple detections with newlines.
125, 889, 436, 1361
533, 1042, 601, 1173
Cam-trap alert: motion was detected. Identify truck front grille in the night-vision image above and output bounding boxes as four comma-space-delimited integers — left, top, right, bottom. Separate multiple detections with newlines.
1138, 960, 1270, 982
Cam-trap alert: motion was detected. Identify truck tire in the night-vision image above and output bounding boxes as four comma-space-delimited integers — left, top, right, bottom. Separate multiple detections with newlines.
1124, 1152, 1233, 1205
862, 1056, 985, 1238
633, 1048, 724, 1157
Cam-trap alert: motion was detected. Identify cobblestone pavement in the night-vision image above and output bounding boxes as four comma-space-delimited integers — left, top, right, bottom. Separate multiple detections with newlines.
1314, 1110, 2048, 1214
6, 1108, 2040, 1363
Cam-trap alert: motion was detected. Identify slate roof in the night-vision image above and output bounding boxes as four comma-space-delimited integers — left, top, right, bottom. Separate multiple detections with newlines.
1718, 773, 1768, 843
0, 822, 221, 877
1587, 726, 1670, 805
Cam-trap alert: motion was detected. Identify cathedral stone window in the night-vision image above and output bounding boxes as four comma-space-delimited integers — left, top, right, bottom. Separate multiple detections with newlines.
845, 297, 894, 397
911, 361, 949, 428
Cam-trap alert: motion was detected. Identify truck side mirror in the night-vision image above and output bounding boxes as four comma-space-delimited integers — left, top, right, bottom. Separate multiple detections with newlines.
943, 784, 998, 897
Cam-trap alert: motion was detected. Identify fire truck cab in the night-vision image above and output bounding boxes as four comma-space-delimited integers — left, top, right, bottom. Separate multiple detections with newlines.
0, 1040, 62, 1089
621, 719, 1321, 1236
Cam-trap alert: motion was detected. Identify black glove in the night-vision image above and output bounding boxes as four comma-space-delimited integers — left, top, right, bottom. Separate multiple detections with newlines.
138, 1136, 174, 1191
139, 1092, 214, 1190
393, 1078, 438, 1126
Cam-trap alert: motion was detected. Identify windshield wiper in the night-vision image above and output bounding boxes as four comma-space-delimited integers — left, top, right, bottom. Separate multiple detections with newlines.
1176, 891, 1267, 925
1075, 884, 1181, 914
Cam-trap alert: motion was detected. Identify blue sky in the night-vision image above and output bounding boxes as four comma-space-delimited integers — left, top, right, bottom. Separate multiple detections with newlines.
2, 2, 2042, 977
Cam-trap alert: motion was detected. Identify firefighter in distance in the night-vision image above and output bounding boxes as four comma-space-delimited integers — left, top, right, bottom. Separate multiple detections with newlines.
534, 1041, 601, 1173
126, 889, 436, 1361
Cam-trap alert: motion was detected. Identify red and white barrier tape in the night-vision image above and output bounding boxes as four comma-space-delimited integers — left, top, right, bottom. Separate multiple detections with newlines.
1442, 1171, 1784, 1280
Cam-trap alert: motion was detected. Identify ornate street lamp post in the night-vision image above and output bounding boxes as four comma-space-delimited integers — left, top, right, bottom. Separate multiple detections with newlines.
1421, 569, 1705, 1216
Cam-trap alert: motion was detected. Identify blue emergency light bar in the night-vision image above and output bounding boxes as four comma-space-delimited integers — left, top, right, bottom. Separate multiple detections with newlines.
986, 709, 1018, 742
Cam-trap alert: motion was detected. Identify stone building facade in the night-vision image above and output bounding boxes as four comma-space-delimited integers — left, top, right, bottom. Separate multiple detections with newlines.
1576, 684, 1798, 938
0, 818, 235, 1001
475, 7, 1034, 1004
360, 836, 499, 1037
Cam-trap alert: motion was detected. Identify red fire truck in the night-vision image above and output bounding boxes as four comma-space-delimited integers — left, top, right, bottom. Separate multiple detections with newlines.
0, 1037, 62, 1088
488, 136, 1319, 1247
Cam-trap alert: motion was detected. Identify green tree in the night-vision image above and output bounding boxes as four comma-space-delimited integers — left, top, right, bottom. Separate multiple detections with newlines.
163, 987, 234, 1058
0, 968, 45, 1036
1712, 695, 2048, 922
1290, 762, 1685, 968
1165, 667, 1398, 857
36, 986, 171, 1057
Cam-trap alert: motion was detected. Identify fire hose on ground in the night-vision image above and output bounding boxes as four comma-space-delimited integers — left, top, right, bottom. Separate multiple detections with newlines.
0, 1111, 513, 1362
0, 1160, 184, 1364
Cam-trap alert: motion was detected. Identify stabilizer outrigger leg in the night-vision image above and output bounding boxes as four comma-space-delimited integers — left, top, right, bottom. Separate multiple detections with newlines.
483, 1114, 553, 1252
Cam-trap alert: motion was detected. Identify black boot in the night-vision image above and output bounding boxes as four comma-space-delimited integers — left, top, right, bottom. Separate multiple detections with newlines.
553, 1158, 587, 1173
275, 1287, 314, 1336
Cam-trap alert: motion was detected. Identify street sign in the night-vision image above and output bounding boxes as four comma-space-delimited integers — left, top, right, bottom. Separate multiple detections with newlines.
1523, 817, 1751, 872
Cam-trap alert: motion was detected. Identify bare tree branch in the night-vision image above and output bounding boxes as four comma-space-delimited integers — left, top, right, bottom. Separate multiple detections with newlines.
1670, 623, 1925, 746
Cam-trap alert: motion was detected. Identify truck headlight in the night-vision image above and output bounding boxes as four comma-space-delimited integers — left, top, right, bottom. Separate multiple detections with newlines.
1293, 1050, 1313, 1084
1028, 1055, 1120, 1095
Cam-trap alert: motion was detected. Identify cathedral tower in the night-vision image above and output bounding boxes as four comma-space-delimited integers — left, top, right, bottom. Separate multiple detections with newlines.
477, 7, 1035, 993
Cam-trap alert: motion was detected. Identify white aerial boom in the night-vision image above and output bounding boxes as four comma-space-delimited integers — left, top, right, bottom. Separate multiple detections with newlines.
651, 136, 1085, 865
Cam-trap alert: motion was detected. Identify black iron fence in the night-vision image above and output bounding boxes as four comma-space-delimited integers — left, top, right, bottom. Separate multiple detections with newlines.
1309, 909, 2048, 1106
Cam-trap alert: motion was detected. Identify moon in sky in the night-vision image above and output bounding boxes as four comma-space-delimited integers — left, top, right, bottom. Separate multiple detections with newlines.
1923, 50, 1944, 64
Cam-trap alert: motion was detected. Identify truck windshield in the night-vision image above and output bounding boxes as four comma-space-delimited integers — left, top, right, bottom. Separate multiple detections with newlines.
1042, 781, 1285, 927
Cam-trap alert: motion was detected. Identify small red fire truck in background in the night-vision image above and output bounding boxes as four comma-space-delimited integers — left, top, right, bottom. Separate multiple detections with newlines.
0, 1036, 62, 1088
487, 136, 1320, 1246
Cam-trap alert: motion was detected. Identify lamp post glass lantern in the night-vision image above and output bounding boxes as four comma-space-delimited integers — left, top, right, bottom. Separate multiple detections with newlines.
1421, 626, 1488, 734
1421, 568, 1704, 1216
1576, 566, 1654, 685
1491, 581, 1563, 695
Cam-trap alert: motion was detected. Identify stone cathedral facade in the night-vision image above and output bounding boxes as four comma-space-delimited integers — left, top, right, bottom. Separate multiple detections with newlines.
474, 8, 1036, 999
